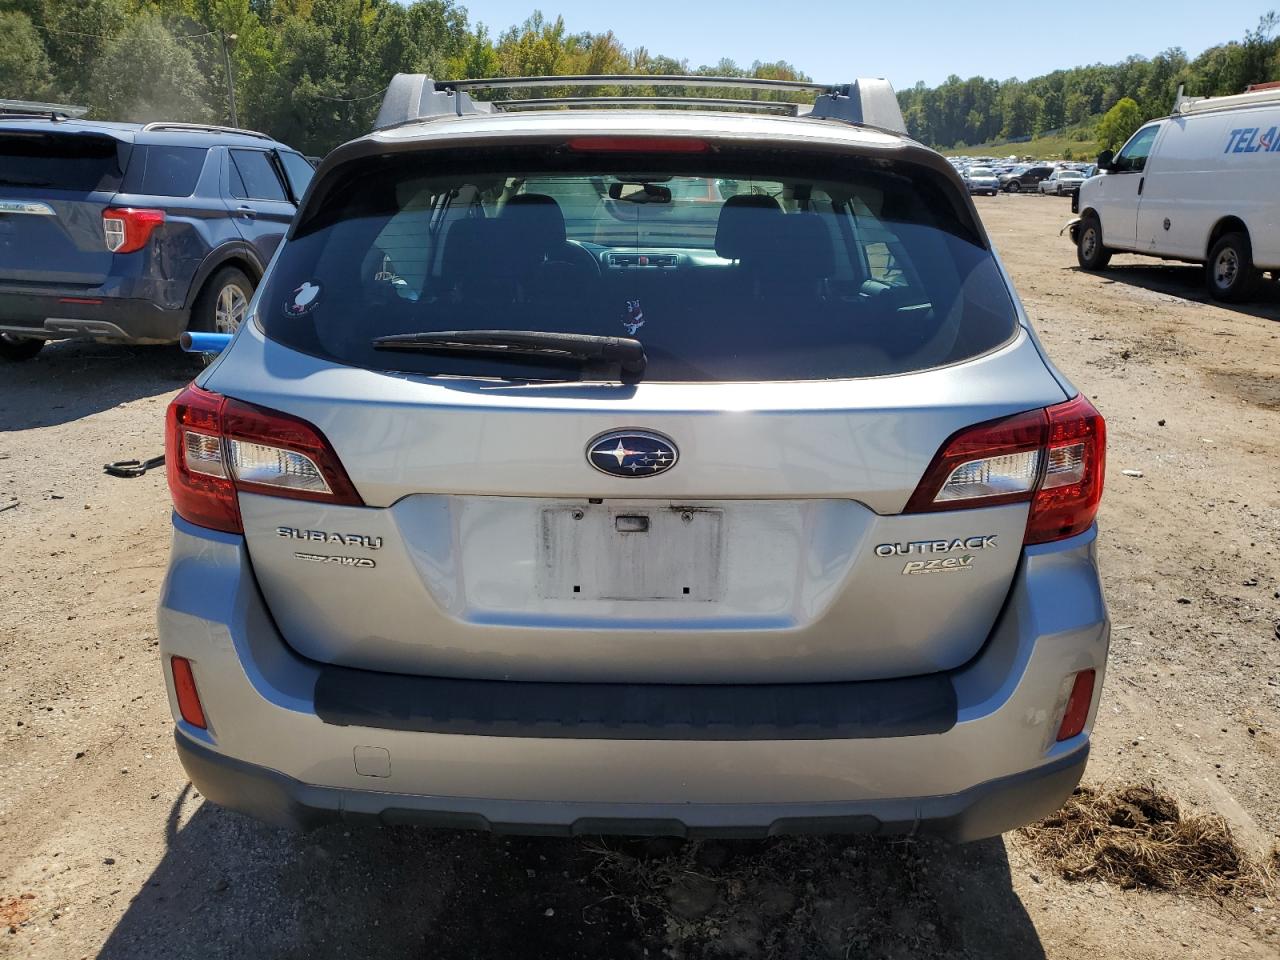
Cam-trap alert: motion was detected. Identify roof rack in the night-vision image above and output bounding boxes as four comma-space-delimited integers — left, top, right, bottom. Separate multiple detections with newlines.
496, 96, 804, 115
374, 74, 906, 135
140, 121, 273, 141
441, 74, 832, 94
0, 98, 89, 120
1172, 83, 1280, 116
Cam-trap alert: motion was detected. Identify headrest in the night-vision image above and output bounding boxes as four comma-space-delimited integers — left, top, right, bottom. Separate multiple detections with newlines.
766, 214, 836, 280
714, 194, 782, 259
499, 193, 567, 252
440, 217, 490, 281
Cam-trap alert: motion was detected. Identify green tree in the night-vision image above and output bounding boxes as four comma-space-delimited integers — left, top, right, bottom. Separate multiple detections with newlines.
0, 11, 53, 100
1096, 96, 1143, 151
88, 14, 214, 122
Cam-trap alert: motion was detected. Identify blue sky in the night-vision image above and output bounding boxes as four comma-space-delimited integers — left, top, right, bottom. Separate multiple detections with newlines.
451, 0, 1270, 88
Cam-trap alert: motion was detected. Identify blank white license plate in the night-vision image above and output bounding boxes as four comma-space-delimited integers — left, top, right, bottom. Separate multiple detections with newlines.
540, 504, 723, 601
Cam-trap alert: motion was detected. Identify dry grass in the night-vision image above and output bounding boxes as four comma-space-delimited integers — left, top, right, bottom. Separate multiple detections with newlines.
1022, 784, 1273, 897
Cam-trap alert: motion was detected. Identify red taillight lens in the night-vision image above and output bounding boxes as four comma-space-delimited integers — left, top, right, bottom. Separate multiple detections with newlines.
166, 385, 239, 533
164, 385, 363, 534
102, 207, 165, 253
171, 656, 207, 729
904, 408, 1047, 514
1026, 394, 1106, 545
905, 394, 1106, 545
221, 399, 363, 505
1056, 669, 1096, 741
566, 136, 709, 153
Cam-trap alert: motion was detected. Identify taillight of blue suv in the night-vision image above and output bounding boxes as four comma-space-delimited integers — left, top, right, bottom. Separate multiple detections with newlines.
102, 207, 165, 253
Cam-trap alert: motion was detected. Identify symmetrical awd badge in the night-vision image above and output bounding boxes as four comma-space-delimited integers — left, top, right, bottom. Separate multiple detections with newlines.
587, 430, 679, 478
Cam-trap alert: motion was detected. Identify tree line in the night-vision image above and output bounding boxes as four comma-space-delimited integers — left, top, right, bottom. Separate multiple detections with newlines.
898, 13, 1279, 150
0, 2, 1277, 156
0, 0, 810, 154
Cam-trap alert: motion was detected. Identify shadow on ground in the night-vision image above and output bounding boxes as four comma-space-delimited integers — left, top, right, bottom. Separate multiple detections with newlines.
0, 341, 197, 431
99, 791, 1046, 960
1084, 263, 1280, 321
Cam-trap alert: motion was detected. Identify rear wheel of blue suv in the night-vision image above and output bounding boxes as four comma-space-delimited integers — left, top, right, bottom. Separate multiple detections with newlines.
0, 113, 313, 360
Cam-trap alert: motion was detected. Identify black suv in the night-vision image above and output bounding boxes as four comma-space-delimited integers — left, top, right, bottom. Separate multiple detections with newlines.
0, 113, 313, 361
999, 165, 1053, 193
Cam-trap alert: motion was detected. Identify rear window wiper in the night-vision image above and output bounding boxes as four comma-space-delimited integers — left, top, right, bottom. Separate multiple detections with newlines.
371, 330, 647, 380
0, 177, 53, 187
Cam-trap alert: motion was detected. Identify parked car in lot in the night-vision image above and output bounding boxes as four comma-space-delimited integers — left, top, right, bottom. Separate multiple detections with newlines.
159, 73, 1108, 842
0, 110, 313, 361
963, 165, 1001, 196
1001, 164, 1054, 192
1038, 169, 1085, 195
1070, 85, 1280, 302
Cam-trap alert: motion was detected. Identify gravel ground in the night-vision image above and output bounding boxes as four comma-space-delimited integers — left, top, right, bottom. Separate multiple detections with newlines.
1, 194, 1278, 959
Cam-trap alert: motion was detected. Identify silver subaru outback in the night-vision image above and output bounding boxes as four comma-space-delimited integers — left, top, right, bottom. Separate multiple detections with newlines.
158, 74, 1108, 841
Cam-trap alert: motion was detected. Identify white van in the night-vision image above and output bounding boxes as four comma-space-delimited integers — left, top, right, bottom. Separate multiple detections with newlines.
1069, 86, 1280, 302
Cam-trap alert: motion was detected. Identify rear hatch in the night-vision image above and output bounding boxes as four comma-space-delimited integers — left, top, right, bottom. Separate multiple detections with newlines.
194, 130, 1081, 684
0, 125, 129, 286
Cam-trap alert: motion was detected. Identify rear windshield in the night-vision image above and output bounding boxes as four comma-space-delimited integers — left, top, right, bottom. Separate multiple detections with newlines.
259, 144, 1016, 382
0, 131, 125, 192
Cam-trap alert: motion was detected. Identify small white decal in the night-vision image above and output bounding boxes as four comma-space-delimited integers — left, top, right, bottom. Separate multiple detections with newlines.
621, 299, 645, 335
284, 280, 322, 316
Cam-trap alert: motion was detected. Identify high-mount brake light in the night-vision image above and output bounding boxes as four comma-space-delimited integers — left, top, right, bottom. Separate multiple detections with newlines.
102, 207, 165, 253
165, 385, 363, 534
906, 395, 1105, 545
566, 136, 709, 153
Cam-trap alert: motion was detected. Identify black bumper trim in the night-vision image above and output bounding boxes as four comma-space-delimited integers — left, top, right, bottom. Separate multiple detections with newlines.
174, 731, 1088, 842
313, 666, 957, 741
0, 292, 188, 343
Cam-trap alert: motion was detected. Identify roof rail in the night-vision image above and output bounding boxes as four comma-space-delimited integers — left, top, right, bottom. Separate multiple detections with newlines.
140, 121, 273, 141
0, 98, 89, 120
374, 74, 906, 135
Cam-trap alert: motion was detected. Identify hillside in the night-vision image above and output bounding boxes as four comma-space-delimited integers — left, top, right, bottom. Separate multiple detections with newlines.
899, 12, 1278, 149
942, 119, 1101, 160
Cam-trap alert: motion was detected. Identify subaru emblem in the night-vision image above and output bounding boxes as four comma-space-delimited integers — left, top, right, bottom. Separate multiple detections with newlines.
586, 430, 678, 478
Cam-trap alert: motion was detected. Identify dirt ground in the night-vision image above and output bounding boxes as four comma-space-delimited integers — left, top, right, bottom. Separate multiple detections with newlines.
2, 194, 1279, 960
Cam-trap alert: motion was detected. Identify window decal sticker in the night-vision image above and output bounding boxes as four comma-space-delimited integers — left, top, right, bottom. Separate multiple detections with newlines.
621, 299, 645, 335
284, 280, 322, 317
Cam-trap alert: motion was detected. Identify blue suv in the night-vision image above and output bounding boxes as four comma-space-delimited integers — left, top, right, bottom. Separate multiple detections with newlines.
0, 112, 313, 361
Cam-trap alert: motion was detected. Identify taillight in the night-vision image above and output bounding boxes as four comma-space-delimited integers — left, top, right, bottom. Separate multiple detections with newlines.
905, 394, 1105, 545
1027, 394, 1106, 544
103, 207, 165, 253
165, 385, 362, 534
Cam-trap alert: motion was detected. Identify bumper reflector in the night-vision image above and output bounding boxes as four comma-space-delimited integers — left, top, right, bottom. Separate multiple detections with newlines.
171, 656, 207, 729
1056, 669, 1095, 742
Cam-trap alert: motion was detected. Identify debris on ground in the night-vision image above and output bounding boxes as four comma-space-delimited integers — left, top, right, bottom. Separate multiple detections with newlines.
1021, 784, 1272, 897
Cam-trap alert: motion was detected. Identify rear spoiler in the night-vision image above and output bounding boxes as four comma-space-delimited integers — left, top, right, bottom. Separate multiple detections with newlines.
373, 74, 907, 136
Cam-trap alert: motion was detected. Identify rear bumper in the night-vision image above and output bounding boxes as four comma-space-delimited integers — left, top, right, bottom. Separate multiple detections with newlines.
0, 290, 188, 344
158, 517, 1109, 840
175, 726, 1088, 841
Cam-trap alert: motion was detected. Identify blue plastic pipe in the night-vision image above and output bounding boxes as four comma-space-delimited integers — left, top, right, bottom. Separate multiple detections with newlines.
179, 331, 233, 355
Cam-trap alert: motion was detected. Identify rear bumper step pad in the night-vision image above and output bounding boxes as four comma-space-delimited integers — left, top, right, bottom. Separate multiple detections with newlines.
314, 666, 957, 740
